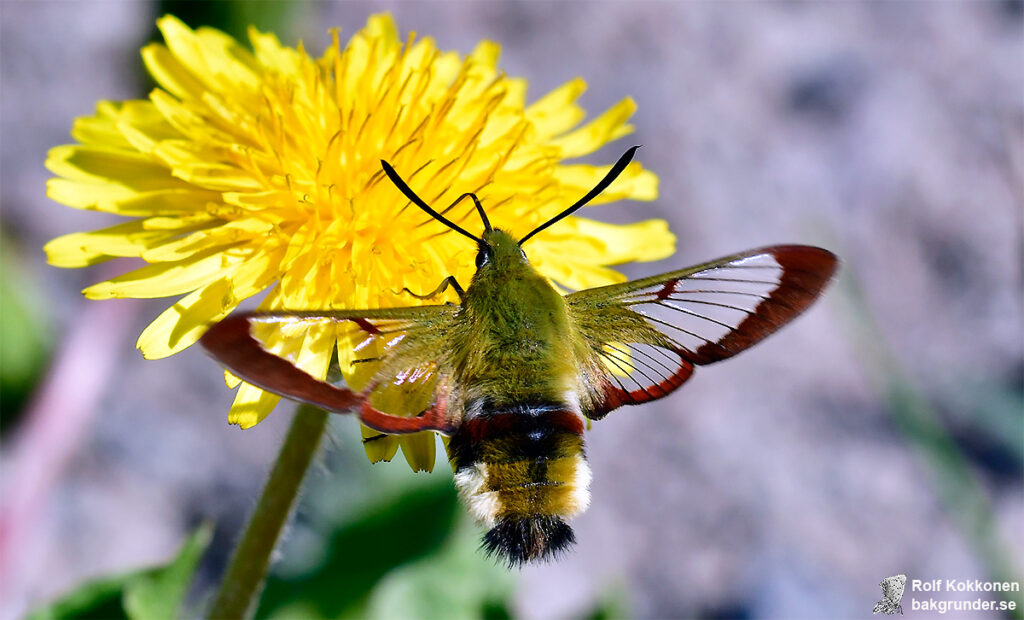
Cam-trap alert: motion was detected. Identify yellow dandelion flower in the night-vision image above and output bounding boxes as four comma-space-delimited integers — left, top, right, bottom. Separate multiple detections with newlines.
44, 14, 675, 470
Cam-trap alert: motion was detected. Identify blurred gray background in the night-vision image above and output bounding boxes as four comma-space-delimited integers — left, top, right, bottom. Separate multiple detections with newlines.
1, 1, 1021, 618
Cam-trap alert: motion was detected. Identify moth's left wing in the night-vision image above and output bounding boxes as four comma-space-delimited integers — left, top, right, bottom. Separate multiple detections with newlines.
567, 245, 838, 419
200, 305, 461, 434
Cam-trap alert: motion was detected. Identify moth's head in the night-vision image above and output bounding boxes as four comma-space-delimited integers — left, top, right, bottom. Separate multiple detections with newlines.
476, 229, 527, 269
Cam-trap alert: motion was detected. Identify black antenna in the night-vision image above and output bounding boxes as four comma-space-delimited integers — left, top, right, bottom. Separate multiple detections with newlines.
470, 194, 493, 233
381, 160, 484, 244
518, 145, 641, 246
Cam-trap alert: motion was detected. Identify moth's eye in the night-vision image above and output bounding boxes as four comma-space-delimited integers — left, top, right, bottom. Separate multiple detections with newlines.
475, 248, 491, 268
519, 248, 527, 261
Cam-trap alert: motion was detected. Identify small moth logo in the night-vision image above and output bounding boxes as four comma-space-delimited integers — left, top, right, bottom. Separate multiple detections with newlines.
873, 574, 907, 615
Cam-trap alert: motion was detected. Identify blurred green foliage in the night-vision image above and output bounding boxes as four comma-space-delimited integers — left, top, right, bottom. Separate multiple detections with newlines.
24, 453, 627, 619
255, 423, 521, 619
252, 427, 627, 619
837, 266, 1024, 619
942, 378, 1024, 468
27, 523, 212, 620
259, 481, 519, 620
156, 0, 298, 42
0, 231, 53, 435
258, 477, 465, 618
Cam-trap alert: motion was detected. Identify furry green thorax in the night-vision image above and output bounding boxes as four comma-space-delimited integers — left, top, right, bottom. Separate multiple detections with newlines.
457, 229, 575, 406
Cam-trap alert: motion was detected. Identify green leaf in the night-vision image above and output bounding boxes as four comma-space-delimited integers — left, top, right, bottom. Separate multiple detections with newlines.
363, 517, 516, 620
581, 583, 630, 620
123, 522, 213, 620
257, 479, 460, 619
26, 575, 129, 620
26, 524, 213, 620
0, 232, 52, 433
156, 0, 300, 42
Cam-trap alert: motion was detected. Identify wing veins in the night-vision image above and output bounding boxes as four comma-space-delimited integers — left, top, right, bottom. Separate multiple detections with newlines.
701, 264, 779, 271
650, 300, 737, 330
617, 344, 681, 377
605, 368, 640, 405
663, 286, 812, 317
603, 342, 679, 376
683, 276, 782, 286
634, 311, 716, 345
702, 263, 828, 278
623, 290, 769, 304
640, 297, 758, 315
634, 312, 732, 357
598, 348, 651, 395
597, 350, 659, 399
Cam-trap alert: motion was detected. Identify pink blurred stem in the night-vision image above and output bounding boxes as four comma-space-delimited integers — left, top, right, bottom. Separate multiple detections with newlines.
0, 297, 141, 600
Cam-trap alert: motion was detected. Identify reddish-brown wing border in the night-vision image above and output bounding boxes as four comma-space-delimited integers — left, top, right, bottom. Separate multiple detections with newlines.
591, 353, 694, 419
682, 245, 838, 365
568, 245, 838, 418
200, 307, 459, 434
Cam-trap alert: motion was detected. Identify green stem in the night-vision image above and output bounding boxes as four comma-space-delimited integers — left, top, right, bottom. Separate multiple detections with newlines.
208, 405, 329, 620
838, 272, 1023, 617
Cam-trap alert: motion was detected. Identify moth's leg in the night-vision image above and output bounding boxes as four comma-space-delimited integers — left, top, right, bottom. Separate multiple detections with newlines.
361, 432, 389, 445
401, 275, 465, 300
358, 392, 454, 435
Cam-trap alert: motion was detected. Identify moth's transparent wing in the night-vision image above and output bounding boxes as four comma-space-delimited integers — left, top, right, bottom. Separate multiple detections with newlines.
567, 245, 837, 419
200, 304, 461, 434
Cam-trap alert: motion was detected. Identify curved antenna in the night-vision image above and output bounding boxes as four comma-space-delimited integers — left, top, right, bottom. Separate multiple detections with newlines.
442, 192, 493, 234
381, 160, 483, 244
518, 145, 641, 247
470, 193, 492, 233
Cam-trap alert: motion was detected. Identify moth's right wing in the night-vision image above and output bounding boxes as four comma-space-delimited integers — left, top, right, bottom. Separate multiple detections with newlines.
567, 245, 838, 419
200, 304, 461, 434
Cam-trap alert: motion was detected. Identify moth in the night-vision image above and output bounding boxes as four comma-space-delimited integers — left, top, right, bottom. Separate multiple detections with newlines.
201, 147, 838, 566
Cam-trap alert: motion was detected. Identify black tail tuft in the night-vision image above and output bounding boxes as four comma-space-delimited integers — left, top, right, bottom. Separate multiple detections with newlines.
481, 516, 576, 567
